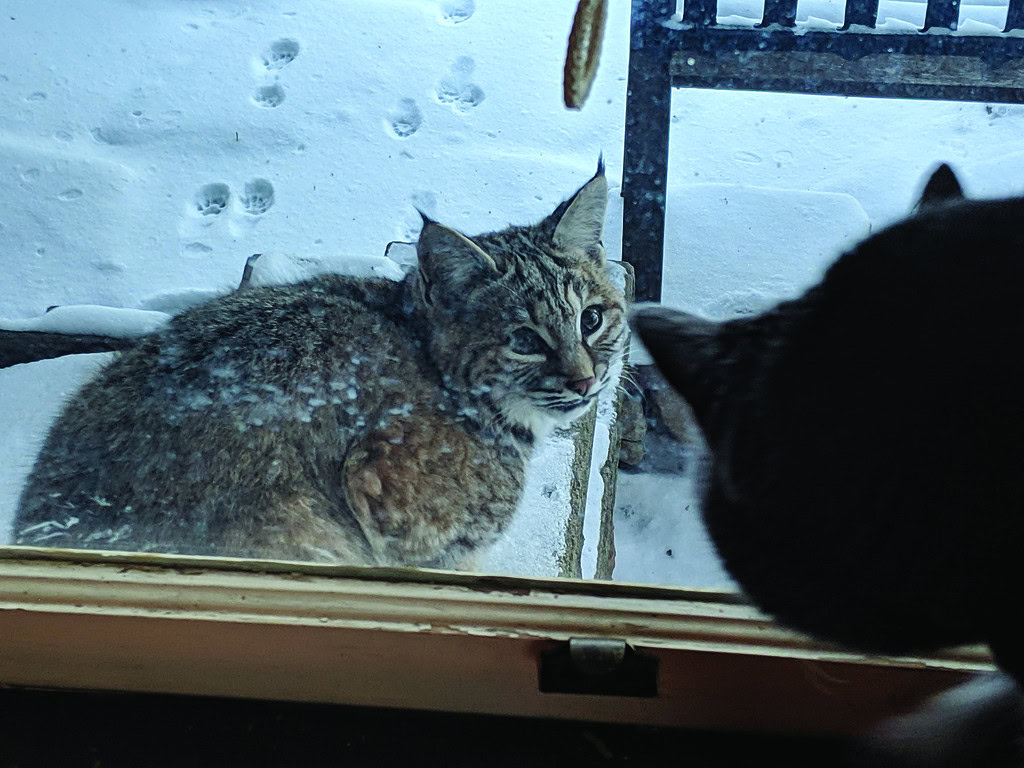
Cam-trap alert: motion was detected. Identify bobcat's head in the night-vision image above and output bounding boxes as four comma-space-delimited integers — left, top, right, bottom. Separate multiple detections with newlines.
414, 159, 627, 441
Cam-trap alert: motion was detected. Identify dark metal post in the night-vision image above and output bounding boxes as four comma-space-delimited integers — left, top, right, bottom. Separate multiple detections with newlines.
759, 0, 798, 28
922, 0, 959, 30
1005, 0, 1024, 32
840, 0, 879, 29
621, 0, 674, 303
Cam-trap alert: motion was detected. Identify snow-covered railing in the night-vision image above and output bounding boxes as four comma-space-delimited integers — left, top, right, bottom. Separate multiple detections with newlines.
621, 0, 1024, 300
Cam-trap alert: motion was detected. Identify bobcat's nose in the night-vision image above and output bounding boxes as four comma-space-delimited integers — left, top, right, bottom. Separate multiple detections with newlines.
567, 376, 596, 397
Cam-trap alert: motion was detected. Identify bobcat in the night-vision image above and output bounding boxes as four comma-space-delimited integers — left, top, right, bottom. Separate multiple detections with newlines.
13, 161, 627, 569
632, 165, 1024, 765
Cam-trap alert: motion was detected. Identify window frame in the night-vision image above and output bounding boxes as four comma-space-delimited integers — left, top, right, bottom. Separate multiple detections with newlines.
0, 546, 992, 733
1, 0, 1008, 736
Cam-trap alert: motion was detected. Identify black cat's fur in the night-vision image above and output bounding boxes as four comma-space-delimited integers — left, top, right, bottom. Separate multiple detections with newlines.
631, 166, 1024, 764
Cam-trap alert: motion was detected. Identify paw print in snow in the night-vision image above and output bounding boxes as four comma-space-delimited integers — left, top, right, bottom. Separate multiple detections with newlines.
262, 39, 300, 70
253, 83, 285, 108
194, 183, 230, 216
439, 0, 475, 23
387, 98, 423, 138
436, 56, 485, 112
241, 178, 275, 215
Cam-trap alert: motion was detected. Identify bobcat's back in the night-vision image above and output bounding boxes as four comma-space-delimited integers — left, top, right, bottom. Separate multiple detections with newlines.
14, 275, 524, 566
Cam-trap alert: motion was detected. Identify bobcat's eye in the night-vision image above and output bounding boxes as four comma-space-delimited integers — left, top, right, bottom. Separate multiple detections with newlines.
508, 327, 547, 356
581, 306, 603, 336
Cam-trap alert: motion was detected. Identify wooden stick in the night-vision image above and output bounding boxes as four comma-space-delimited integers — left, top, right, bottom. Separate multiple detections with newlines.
563, 0, 608, 110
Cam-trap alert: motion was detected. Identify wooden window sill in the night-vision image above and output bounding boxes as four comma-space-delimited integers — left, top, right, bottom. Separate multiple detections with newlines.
0, 546, 991, 734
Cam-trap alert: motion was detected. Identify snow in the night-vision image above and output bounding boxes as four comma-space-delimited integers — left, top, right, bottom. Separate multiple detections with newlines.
0, 354, 112, 527
2, 0, 1024, 587
663, 184, 869, 319
483, 429, 577, 578
0, 305, 170, 337
136, 288, 227, 316
244, 250, 407, 287
581, 415, 610, 579
0, 0, 626, 320
613, 469, 736, 589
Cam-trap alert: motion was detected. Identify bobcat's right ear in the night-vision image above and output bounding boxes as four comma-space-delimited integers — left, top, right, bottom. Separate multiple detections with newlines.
416, 213, 500, 306
548, 156, 609, 263
916, 163, 964, 212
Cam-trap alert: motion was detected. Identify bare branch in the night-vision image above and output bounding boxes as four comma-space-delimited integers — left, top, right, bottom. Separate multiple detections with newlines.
0, 330, 137, 370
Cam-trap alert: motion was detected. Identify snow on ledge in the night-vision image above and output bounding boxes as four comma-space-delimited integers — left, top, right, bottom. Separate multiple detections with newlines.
0, 306, 172, 338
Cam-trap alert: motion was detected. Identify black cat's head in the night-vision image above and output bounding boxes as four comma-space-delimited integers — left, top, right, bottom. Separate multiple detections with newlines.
629, 163, 1018, 444
630, 164, 1024, 662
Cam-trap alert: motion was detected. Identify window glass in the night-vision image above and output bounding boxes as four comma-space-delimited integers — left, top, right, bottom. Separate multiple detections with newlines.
2, 0, 1021, 589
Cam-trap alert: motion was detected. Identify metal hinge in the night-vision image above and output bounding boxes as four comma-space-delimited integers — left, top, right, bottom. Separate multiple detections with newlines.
538, 638, 658, 697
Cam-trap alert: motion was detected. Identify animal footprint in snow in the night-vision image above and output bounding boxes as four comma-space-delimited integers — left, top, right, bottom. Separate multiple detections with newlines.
732, 151, 762, 164
439, 0, 475, 23
253, 83, 285, 108
436, 56, 484, 112
194, 183, 230, 216
183, 242, 214, 256
437, 78, 485, 111
261, 39, 300, 70
240, 178, 275, 215
773, 150, 793, 167
387, 98, 423, 138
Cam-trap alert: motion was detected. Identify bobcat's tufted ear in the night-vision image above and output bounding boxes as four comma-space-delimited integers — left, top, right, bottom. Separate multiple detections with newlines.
549, 156, 608, 262
916, 163, 964, 212
416, 213, 500, 305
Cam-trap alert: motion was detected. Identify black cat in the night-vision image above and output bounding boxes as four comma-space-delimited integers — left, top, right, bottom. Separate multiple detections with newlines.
631, 166, 1024, 765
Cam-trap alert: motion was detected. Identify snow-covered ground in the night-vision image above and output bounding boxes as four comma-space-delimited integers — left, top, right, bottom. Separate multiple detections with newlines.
2, 0, 1023, 587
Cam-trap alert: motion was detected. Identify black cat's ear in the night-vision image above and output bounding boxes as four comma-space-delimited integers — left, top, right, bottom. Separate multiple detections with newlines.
416, 213, 500, 305
548, 156, 608, 262
630, 304, 724, 431
916, 163, 964, 212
